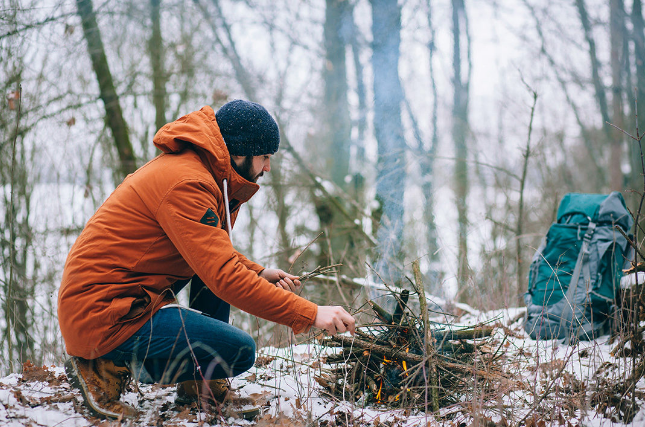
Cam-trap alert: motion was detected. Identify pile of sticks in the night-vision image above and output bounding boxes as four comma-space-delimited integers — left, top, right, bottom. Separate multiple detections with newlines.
316, 289, 504, 410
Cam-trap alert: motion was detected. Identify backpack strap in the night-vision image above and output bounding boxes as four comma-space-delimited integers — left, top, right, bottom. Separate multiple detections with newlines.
559, 221, 596, 340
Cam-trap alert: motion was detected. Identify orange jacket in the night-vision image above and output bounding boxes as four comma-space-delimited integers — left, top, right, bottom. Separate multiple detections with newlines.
58, 106, 318, 359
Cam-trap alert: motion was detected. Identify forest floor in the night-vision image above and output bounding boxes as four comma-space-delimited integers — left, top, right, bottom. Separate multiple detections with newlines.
1, 306, 644, 427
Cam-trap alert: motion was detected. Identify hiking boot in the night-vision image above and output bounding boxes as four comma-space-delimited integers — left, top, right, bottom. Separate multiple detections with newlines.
65, 357, 138, 420
176, 378, 230, 405
176, 379, 260, 420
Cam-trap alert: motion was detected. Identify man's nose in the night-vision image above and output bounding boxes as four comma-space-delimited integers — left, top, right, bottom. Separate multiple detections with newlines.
264, 160, 271, 172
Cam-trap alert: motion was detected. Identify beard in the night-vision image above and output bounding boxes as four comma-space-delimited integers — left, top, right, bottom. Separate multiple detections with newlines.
231, 156, 263, 183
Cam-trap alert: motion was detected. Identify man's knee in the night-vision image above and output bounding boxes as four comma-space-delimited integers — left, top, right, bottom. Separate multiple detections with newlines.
232, 335, 256, 375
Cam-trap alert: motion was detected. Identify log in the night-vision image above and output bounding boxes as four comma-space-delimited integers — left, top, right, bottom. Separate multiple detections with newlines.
369, 301, 393, 324
328, 335, 424, 363
392, 289, 409, 325
433, 326, 495, 342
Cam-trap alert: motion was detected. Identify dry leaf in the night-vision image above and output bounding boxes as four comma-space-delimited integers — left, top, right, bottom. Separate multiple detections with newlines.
7, 91, 19, 110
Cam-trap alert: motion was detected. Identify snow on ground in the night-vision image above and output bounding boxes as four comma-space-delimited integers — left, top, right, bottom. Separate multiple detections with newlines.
2, 307, 645, 426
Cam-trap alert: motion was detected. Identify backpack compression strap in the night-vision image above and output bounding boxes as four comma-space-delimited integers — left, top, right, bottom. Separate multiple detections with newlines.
558, 221, 596, 341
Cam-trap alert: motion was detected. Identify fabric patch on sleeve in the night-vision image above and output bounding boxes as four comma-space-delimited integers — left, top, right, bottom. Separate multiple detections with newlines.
200, 208, 219, 227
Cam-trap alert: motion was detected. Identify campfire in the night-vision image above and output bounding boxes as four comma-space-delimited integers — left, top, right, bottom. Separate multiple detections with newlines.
315, 284, 504, 411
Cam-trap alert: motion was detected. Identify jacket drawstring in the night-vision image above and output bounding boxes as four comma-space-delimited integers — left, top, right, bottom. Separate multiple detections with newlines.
222, 179, 233, 243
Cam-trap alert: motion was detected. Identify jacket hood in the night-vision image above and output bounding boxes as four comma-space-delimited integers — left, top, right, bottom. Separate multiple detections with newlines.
153, 106, 259, 204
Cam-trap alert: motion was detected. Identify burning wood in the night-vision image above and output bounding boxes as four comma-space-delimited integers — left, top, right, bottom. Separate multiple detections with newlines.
315, 287, 504, 411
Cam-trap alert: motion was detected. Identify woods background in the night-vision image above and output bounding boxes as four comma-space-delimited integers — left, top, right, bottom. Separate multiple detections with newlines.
1, 0, 643, 375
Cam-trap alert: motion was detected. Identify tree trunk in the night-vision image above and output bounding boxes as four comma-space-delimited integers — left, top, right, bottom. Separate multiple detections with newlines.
424, 0, 441, 291
268, 154, 291, 270
452, 0, 471, 290
348, 2, 367, 169
371, 0, 406, 283
317, 0, 360, 272
2, 82, 36, 370
575, 0, 614, 162
610, 0, 626, 191
347, 2, 369, 276
76, 0, 136, 179
631, 0, 645, 194
324, 0, 351, 189
149, 0, 166, 133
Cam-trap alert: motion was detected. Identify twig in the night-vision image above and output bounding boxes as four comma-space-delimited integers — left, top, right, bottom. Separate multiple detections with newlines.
614, 225, 645, 260
411, 260, 438, 413
607, 121, 644, 142
515, 350, 575, 427
298, 264, 342, 282
288, 232, 323, 274
325, 335, 505, 381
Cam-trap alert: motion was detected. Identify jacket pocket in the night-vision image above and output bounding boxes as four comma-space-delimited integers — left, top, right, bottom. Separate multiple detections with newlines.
107, 287, 152, 324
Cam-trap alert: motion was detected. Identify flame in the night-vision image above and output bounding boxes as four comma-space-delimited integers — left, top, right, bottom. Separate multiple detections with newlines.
376, 380, 383, 401
383, 357, 392, 363
402, 348, 409, 375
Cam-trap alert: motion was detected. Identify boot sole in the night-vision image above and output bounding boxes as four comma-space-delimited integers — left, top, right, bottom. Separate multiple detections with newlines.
64, 358, 128, 420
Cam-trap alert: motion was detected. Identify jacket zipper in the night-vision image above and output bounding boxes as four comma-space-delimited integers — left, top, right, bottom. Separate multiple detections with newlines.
222, 178, 233, 243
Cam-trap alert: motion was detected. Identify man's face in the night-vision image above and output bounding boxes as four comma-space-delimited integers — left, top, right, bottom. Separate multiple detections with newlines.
231, 154, 272, 183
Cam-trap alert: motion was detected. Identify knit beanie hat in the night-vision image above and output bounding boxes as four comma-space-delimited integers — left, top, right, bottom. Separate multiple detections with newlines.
215, 100, 280, 156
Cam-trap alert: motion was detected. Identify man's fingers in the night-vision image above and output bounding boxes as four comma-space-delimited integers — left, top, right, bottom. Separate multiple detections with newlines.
277, 279, 294, 292
283, 277, 296, 292
333, 316, 345, 334
314, 306, 357, 336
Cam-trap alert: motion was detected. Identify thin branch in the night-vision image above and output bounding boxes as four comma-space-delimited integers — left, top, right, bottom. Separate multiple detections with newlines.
615, 224, 645, 260
607, 121, 644, 142
287, 232, 323, 274
0, 12, 75, 40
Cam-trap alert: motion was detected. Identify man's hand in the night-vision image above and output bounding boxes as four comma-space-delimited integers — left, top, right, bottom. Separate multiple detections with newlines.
259, 268, 302, 294
314, 306, 356, 336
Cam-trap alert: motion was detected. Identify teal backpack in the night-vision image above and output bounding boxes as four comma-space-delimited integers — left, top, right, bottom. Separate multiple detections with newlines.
524, 192, 633, 342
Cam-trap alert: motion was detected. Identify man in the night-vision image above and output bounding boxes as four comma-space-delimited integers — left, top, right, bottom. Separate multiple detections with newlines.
58, 100, 355, 420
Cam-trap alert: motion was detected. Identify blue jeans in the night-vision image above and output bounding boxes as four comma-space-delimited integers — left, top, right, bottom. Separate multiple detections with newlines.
103, 276, 256, 384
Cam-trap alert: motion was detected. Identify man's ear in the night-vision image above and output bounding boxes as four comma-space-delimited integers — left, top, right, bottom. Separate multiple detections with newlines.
231, 155, 244, 165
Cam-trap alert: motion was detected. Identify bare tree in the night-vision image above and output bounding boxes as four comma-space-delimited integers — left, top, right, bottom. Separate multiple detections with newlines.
451, 0, 472, 291
630, 0, 645, 194
423, 0, 441, 289
192, 0, 258, 101
371, 0, 406, 283
347, 1, 367, 171
522, 0, 605, 187
610, 0, 626, 190
324, 0, 351, 190
0, 6, 37, 369
149, 0, 166, 132
76, 0, 136, 178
